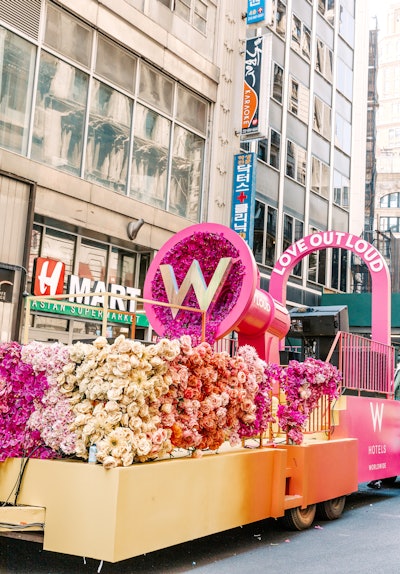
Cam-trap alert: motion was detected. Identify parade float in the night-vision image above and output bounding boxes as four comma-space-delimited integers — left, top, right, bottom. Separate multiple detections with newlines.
0, 224, 397, 563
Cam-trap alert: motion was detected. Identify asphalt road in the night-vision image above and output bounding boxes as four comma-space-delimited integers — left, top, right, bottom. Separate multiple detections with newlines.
1, 482, 400, 574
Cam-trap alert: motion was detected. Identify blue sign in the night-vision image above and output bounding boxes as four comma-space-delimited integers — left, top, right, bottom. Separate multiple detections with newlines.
231, 153, 256, 248
247, 0, 265, 24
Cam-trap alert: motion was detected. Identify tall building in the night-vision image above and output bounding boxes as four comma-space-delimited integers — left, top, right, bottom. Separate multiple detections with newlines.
0, 0, 369, 344
242, 0, 368, 307
0, 0, 246, 343
373, 2, 400, 292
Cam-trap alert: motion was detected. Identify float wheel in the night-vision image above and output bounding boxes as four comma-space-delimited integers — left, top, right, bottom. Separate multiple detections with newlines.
316, 496, 346, 520
382, 476, 397, 487
281, 504, 316, 530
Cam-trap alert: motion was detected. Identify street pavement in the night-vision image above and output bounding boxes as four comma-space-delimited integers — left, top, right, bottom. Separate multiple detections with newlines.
1, 482, 400, 574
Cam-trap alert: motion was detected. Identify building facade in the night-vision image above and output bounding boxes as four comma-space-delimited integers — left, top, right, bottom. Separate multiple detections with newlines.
0, 0, 246, 343
0, 0, 369, 344
242, 0, 368, 308
373, 2, 400, 293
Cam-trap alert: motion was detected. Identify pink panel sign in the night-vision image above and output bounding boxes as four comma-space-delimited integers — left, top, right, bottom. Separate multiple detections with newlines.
334, 395, 400, 483
269, 231, 391, 346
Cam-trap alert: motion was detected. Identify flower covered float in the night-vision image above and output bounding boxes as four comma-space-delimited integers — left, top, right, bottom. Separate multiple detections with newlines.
0, 336, 341, 468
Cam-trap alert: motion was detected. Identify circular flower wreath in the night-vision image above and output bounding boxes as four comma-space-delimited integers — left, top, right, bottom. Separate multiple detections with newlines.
150, 231, 246, 343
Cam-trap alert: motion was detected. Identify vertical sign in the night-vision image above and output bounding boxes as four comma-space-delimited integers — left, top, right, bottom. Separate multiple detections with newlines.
231, 152, 256, 247
247, 0, 265, 24
241, 35, 271, 140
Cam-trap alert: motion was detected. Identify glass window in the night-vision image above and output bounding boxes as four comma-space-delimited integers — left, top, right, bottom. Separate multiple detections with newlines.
109, 248, 136, 287
314, 96, 331, 140
335, 113, 351, 155
266, 206, 277, 266
32, 52, 88, 175
380, 217, 400, 232
130, 103, 171, 209
139, 63, 173, 114
283, 214, 303, 276
85, 80, 132, 192
42, 228, 76, 280
77, 239, 108, 281
96, 36, 137, 93
45, 4, 92, 67
291, 15, 301, 53
270, 0, 286, 39
272, 63, 283, 103
289, 76, 309, 123
337, 58, 353, 100
194, 0, 207, 33
339, 4, 355, 47
170, 125, 204, 220
318, 0, 335, 26
0, 27, 36, 154
291, 15, 310, 62
333, 170, 350, 208
316, 39, 333, 83
311, 156, 330, 198
252, 201, 277, 267
253, 201, 265, 263
270, 130, 281, 169
381, 193, 400, 208
176, 86, 207, 134
286, 140, 306, 184
308, 226, 326, 284
257, 128, 280, 169
175, 0, 207, 33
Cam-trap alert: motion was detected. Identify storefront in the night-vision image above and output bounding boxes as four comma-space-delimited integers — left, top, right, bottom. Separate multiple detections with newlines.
25, 219, 152, 344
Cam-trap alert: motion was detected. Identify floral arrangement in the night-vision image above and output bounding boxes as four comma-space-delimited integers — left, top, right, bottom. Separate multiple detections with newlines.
0, 337, 342, 467
149, 231, 246, 343
0, 341, 56, 461
276, 357, 341, 444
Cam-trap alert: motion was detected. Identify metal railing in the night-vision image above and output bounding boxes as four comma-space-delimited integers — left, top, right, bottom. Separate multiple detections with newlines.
326, 331, 395, 397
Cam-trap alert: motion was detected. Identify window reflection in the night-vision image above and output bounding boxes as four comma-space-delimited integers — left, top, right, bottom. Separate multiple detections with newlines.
131, 103, 170, 208
85, 80, 131, 192
170, 125, 204, 220
0, 27, 36, 154
32, 52, 88, 175
78, 239, 107, 282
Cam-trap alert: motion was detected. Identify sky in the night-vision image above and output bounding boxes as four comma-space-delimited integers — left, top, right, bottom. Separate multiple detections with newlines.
368, 0, 398, 32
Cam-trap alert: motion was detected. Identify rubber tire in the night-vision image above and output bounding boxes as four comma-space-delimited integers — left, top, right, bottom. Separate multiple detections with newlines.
381, 476, 397, 487
316, 496, 346, 520
281, 504, 316, 530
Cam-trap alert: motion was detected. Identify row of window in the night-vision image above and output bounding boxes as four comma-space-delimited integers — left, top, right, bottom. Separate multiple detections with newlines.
0, 4, 208, 221
380, 192, 400, 208
254, 130, 349, 208
272, 70, 351, 152
252, 200, 348, 290
270, 0, 336, 43
157, 0, 208, 34
380, 217, 400, 233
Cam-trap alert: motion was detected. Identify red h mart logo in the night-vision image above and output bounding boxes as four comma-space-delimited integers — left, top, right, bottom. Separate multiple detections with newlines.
32, 257, 65, 296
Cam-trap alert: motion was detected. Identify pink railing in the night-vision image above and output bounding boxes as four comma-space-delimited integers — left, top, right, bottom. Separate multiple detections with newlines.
326, 331, 395, 396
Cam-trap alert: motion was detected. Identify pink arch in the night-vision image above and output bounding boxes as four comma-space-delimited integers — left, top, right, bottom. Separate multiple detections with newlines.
268, 231, 392, 346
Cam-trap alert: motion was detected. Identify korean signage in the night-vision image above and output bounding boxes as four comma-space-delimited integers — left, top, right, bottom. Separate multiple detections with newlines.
0, 269, 14, 303
247, 0, 265, 24
231, 152, 256, 247
241, 35, 271, 139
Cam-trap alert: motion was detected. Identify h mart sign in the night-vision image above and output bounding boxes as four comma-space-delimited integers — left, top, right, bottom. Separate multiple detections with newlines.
32, 257, 140, 312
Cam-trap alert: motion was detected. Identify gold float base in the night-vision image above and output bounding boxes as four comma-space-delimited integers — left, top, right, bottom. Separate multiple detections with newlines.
0, 439, 358, 563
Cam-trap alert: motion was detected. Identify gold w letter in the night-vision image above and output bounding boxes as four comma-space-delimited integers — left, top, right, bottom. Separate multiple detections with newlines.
159, 258, 233, 318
